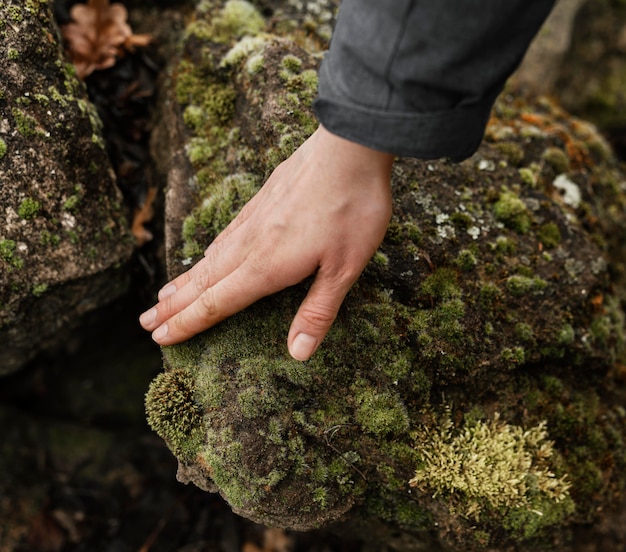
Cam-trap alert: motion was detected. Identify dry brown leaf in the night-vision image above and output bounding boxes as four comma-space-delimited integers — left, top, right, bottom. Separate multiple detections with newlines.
62, 0, 151, 79
242, 528, 294, 552
132, 186, 157, 246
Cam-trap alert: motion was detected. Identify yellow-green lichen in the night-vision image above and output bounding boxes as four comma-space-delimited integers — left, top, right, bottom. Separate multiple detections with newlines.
0, 137, 6, 159
409, 414, 572, 521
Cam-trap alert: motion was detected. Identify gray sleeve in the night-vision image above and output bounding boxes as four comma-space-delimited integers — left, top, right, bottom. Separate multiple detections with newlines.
313, 0, 555, 160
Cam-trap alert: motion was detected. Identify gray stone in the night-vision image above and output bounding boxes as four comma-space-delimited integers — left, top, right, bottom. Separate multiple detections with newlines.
0, 1, 133, 374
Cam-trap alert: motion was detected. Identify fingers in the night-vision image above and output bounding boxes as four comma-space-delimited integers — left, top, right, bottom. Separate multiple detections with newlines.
287, 266, 357, 361
139, 231, 245, 332
149, 261, 282, 346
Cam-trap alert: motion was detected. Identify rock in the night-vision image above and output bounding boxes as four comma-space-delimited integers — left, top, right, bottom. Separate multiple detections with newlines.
513, 0, 588, 93
148, 1, 626, 549
554, 0, 626, 132
0, 2, 133, 373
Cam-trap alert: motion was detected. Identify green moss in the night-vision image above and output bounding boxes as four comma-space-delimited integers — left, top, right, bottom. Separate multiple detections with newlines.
12, 108, 38, 137
63, 195, 80, 212
542, 147, 570, 174
537, 222, 561, 249
32, 283, 48, 297
354, 386, 410, 437
455, 249, 477, 271
557, 324, 575, 345
420, 267, 461, 300
281, 54, 303, 73
7, 47, 18, 60
494, 141, 525, 166
0, 137, 6, 159
145, 368, 204, 461
480, 282, 503, 308
18, 197, 41, 219
501, 346, 526, 366
193, 172, 260, 236
518, 167, 537, 187
493, 190, 532, 233
514, 322, 535, 343
8, 6, 23, 22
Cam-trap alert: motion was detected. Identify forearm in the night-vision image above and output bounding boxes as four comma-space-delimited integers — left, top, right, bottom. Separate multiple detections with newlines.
314, 0, 556, 160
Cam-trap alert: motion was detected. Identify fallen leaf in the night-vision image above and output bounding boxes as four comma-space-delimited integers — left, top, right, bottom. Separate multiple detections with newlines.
62, 0, 151, 79
132, 186, 157, 246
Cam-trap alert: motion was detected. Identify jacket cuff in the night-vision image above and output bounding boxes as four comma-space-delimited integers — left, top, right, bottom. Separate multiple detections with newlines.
313, 61, 493, 161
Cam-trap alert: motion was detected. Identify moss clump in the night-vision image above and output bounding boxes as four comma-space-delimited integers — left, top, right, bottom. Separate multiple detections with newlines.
537, 222, 561, 249
455, 249, 478, 271
0, 239, 17, 263
211, 0, 265, 42
494, 141, 525, 166
542, 147, 570, 174
493, 190, 532, 233
32, 283, 48, 297
354, 387, 410, 436
409, 414, 571, 521
420, 267, 461, 300
0, 137, 6, 159
518, 167, 537, 187
145, 368, 204, 461
18, 197, 41, 219
11, 108, 38, 137
506, 275, 547, 296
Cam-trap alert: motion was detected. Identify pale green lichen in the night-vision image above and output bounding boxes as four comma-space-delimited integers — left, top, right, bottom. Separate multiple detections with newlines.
506, 275, 547, 296
220, 35, 267, 67
409, 414, 571, 520
190, 0, 265, 43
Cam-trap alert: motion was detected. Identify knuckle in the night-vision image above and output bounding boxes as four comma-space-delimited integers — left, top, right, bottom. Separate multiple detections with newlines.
301, 302, 337, 330
193, 266, 212, 296
198, 289, 218, 319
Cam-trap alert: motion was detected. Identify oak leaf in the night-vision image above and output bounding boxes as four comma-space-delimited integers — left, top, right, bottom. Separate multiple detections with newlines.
62, 0, 151, 79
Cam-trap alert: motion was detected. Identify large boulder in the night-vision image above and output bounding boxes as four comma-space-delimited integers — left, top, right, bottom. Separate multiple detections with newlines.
0, 1, 133, 373
148, 1, 626, 549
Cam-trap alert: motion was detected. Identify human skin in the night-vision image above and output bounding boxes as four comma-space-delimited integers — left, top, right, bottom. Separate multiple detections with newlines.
139, 124, 394, 361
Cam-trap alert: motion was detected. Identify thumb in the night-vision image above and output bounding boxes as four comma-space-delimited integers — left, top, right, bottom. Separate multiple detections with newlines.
287, 271, 354, 361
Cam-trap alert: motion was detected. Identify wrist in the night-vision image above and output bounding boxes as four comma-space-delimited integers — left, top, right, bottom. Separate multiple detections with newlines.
315, 124, 395, 177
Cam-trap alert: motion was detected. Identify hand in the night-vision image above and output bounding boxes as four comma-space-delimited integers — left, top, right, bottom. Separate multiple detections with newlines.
139, 125, 394, 360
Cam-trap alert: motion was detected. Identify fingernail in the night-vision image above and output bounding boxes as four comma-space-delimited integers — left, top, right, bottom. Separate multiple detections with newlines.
140, 308, 157, 326
152, 324, 168, 342
291, 333, 317, 361
158, 284, 176, 301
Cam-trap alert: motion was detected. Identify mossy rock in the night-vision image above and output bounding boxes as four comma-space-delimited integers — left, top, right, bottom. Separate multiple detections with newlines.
0, 1, 133, 373
148, 0, 626, 548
